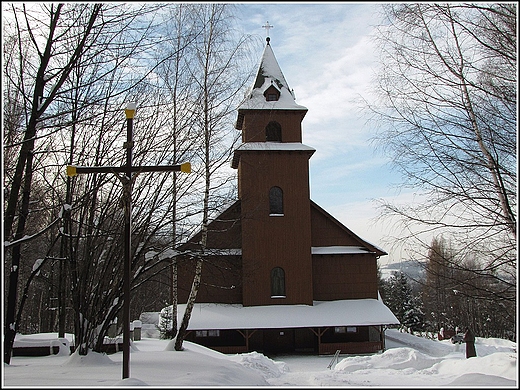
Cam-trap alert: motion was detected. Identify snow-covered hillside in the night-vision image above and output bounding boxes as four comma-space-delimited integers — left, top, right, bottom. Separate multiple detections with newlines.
380, 259, 425, 280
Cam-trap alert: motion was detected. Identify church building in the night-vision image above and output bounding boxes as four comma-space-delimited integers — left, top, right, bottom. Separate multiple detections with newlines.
174, 35, 399, 355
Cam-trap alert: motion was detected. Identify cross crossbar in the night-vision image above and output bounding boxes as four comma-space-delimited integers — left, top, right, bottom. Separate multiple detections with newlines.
67, 162, 191, 177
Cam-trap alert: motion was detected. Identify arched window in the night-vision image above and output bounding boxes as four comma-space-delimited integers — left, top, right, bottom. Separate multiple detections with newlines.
271, 267, 286, 298
269, 186, 283, 215
265, 121, 282, 142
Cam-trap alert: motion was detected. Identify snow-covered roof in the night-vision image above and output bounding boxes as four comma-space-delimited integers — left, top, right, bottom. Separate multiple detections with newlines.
207, 249, 241, 256
235, 142, 315, 152
168, 299, 399, 330
238, 43, 307, 111
178, 246, 378, 257
232, 142, 315, 168
311, 246, 376, 255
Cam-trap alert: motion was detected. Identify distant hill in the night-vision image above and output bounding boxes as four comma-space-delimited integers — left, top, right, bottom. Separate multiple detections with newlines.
380, 259, 426, 282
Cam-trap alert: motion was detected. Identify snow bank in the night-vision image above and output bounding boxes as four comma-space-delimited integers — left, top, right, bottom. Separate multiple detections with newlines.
335, 347, 440, 372
327, 329, 517, 387
114, 378, 149, 386
433, 352, 517, 382
13, 333, 73, 356
63, 350, 116, 366
228, 351, 289, 379
4, 331, 517, 387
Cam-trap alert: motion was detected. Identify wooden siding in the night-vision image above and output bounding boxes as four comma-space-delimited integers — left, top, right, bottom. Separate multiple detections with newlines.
187, 327, 384, 356
310, 201, 387, 257
263, 329, 295, 353
239, 110, 307, 143
211, 345, 248, 354
176, 202, 243, 304
311, 206, 360, 247
180, 201, 242, 250
312, 255, 378, 300
239, 151, 313, 306
177, 255, 242, 304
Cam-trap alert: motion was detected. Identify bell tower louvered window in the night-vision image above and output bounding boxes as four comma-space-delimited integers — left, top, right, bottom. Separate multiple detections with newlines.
266, 121, 282, 142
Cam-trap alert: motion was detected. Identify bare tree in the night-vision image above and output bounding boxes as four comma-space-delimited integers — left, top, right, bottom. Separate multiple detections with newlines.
369, 4, 516, 305
174, 3, 255, 351
3, 3, 104, 364
59, 3, 204, 353
421, 236, 515, 339
2, 2, 191, 359
3, 2, 255, 360
144, 3, 203, 339
421, 237, 458, 331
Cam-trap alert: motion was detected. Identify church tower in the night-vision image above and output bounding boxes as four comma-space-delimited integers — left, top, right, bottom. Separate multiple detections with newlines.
232, 36, 315, 306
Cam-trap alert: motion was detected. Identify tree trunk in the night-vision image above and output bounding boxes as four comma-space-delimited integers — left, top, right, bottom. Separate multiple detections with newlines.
174, 258, 202, 350
169, 257, 178, 339
4, 151, 35, 364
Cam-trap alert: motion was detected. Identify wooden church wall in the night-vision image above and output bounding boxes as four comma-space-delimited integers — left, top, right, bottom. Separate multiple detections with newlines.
175, 201, 243, 304
312, 254, 378, 300
310, 203, 364, 247
238, 151, 314, 306
237, 151, 312, 203
239, 110, 306, 143
181, 200, 242, 250
176, 254, 243, 304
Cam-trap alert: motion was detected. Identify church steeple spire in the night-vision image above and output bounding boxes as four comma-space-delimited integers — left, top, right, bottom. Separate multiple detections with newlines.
235, 30, 306, 125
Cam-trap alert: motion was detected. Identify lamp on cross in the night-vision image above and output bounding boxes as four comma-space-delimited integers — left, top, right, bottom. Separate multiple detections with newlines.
67, 102, 190, 379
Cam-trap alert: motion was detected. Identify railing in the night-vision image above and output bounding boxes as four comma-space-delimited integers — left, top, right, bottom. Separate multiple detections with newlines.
327, 349, 341, 369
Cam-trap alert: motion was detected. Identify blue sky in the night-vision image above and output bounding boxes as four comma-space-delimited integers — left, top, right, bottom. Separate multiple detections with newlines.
235, 3, 411, 265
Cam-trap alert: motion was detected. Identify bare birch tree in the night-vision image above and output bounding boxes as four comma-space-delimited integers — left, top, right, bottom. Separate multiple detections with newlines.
174, 3, 255, 351
369, 4, 516, 305
144, 3, 203, 339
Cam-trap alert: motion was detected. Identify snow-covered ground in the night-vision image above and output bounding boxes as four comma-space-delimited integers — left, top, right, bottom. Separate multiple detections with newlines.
3, 329, 517, 387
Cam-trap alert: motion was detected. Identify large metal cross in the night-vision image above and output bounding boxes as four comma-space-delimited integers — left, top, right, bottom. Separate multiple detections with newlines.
67, 102, 190, 379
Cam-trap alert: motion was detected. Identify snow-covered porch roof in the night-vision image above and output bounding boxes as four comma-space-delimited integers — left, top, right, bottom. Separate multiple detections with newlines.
172, 299, 399, 331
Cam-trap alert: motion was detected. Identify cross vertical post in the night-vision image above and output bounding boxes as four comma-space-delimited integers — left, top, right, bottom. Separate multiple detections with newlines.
122, 102, 135, 379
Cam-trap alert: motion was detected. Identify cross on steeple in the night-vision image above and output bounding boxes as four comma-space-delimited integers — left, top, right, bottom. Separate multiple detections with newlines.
262, 21, 273, 43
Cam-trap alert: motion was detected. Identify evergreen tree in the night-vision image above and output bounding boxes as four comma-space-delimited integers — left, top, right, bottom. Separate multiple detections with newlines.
157, 306, 176, 340
382, 271, 425, 332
